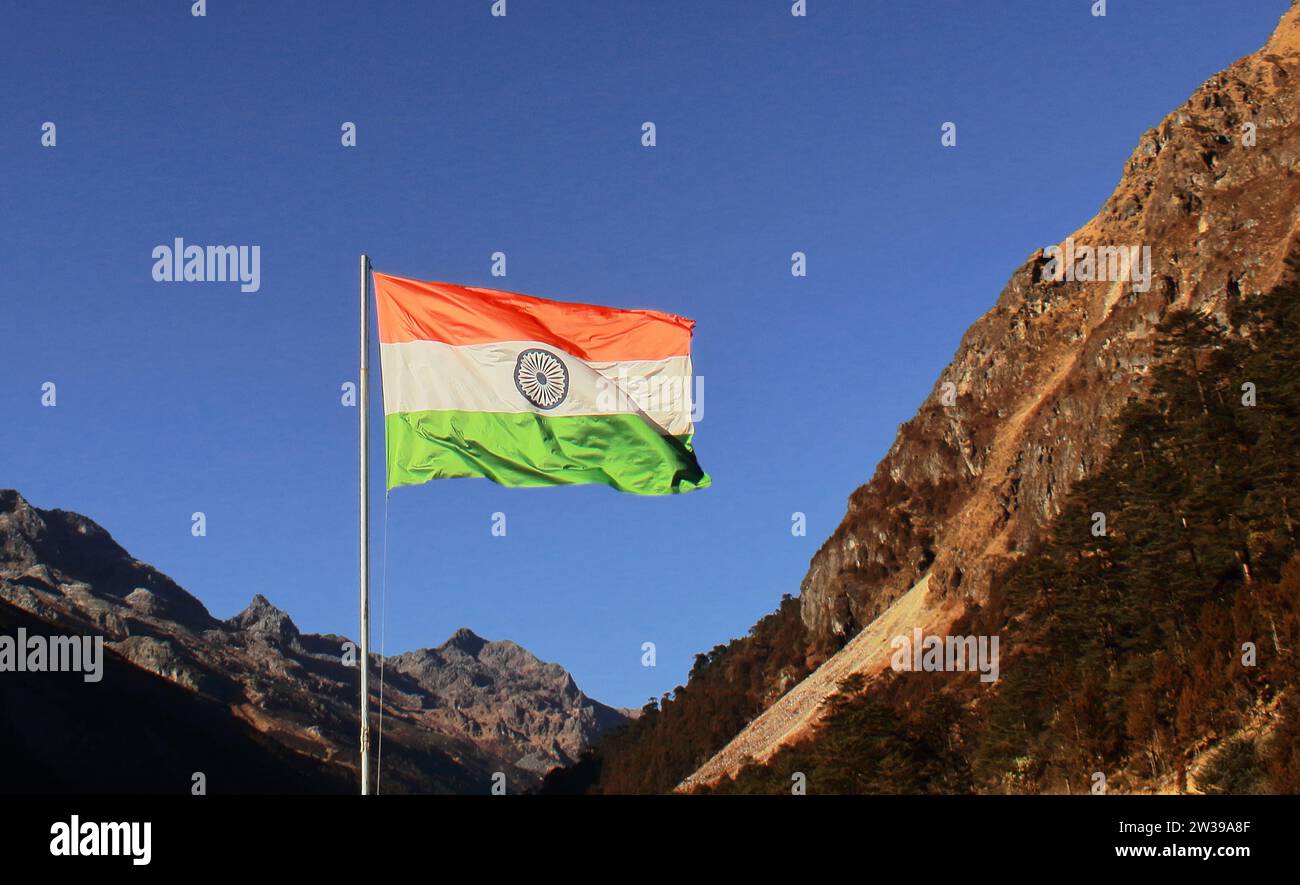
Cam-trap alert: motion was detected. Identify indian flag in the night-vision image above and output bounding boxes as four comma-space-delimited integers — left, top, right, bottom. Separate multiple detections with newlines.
373, 272, 710, 495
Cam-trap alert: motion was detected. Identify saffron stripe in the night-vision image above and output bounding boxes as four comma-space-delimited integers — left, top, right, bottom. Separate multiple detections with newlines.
373, 272, 694, 360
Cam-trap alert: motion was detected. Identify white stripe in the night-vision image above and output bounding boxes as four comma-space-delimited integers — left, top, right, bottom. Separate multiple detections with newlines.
380, 339, 695, 436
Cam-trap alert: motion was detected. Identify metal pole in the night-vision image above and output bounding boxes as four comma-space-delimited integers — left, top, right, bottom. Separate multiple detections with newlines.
359, 253, 371, 795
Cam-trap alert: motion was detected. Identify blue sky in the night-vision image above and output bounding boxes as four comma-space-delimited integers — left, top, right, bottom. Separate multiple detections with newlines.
1, 0, 1287, 708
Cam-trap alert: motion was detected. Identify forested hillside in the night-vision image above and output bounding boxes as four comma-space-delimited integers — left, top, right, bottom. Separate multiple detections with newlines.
540, 595, 825, 793
707, 262, 1300, 794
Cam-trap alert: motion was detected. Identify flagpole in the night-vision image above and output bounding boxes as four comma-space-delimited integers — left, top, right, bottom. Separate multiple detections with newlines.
359, 253, 372, 796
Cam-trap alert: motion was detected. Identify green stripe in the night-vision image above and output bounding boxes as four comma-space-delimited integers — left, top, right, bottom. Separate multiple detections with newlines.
385, 410, 710, 495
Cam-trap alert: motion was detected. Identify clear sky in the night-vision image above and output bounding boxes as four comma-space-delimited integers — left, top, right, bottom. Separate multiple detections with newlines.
1, 0, 1287, 708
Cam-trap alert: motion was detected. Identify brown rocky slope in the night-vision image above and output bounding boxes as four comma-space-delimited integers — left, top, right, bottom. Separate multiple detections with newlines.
686, 3, 1300, 787
804, 2, 1300, 642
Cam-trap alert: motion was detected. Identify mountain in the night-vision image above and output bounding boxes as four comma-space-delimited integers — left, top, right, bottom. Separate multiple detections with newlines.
797, 0, 1300, 649
387, 629, 629, 776
704, 254, 1300, 795
0, 489, 625, 793
550, 3, 1300, 794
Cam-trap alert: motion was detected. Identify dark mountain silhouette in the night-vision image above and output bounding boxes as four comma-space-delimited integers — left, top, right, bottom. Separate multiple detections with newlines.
0, 489, 626, 793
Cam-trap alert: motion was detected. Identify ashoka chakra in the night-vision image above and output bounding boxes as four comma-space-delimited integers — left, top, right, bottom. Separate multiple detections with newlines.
514, 348, 569, 410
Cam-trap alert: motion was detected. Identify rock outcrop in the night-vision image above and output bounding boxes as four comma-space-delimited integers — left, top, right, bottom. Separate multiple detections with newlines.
800, 2, 1300, 643
672, 4, 1300, 790
389, 629, 627, 774
0, 489, 625, 792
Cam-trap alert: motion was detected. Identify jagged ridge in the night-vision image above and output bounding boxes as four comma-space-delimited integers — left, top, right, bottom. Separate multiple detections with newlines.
0, 489, 626, 791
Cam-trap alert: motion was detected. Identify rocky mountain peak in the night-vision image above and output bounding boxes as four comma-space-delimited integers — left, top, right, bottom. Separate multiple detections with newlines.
389, 629, 622, 774
798, 5, 1300, 644
0, 488, 214, 632
0, 490, 627, 790
438, 626, 488, 657
1265, 2, 1300, 56
1, 489, 123, 574
227, 593, 301, 644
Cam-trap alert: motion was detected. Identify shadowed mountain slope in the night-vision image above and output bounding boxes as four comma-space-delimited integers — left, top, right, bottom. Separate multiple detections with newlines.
0, 489, 625, 793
